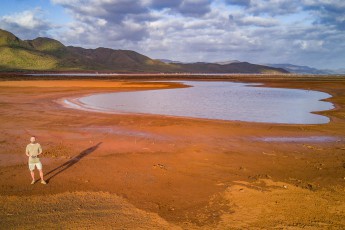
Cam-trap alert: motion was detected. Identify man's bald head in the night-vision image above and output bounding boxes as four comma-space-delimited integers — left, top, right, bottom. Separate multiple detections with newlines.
30, 136, 36, 143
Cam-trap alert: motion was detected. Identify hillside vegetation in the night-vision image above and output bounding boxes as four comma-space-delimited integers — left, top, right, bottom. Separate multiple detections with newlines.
0, 29, 288, 73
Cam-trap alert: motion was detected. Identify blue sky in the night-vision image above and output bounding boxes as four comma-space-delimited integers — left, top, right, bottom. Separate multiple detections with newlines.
0, 0, 344, 69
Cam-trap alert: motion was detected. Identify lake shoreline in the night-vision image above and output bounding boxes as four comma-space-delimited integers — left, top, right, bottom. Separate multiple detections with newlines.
64, 80, 333, 124
0, 76, 344, 228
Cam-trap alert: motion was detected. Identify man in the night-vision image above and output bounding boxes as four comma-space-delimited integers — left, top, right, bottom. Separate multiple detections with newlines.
25, 136, 47, 184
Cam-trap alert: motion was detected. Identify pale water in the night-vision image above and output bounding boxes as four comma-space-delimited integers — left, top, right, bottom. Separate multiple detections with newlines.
73, 81, 334, 124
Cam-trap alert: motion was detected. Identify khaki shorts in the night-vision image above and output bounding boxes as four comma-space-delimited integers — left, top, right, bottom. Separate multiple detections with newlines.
29, 162, 42, 171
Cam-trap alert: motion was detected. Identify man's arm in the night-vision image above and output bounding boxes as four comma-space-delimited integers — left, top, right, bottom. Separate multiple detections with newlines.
37, 144, 43, 155
25, 145, 30, 157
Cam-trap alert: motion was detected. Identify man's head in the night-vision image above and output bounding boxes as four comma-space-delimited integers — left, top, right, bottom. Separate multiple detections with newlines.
30, 136, 36, 143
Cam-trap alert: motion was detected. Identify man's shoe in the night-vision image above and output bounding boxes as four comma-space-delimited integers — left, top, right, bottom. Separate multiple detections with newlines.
41, 180, 47, 185
31, 180, 35, 185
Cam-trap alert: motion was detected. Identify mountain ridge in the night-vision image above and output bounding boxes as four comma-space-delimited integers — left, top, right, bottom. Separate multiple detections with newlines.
266, 63, 345, 75
0, 29, 288, 74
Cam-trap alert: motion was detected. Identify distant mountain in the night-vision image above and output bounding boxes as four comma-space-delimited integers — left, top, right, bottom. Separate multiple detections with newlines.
0, 29, 288, 73
325, 68, 345, 75
157, 59, 184, 64
178, 62, 288, 74
266, 63, 335, 75
214, 60, 241, 65
159, 59, 242, 65
158, 59, 288, 74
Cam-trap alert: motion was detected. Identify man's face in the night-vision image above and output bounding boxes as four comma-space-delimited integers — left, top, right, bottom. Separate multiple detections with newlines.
30, 137, 36, 143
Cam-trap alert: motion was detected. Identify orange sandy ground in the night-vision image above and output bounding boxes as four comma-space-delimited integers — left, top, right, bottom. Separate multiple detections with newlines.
0, 78, 344, 229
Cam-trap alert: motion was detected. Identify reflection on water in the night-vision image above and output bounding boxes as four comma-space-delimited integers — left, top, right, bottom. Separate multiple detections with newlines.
255, 136, 340, 142
75, 81, 333, 124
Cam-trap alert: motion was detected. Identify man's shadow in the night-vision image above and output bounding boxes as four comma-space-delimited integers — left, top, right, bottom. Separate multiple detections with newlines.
45, 142, 102, 183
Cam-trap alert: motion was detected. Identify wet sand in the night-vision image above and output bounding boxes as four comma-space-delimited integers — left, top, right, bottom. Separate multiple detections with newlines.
0, 76, 345, 229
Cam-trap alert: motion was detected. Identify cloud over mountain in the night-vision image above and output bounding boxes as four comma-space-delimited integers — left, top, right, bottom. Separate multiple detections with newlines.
1, 0, 344, 69
0, 8, 53, 39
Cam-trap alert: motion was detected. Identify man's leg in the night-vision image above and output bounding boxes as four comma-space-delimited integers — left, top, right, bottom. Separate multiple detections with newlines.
39, 170, 44, 181
30, 171, 35, 181
37, 162, 46, 184
29, 163, 35, 184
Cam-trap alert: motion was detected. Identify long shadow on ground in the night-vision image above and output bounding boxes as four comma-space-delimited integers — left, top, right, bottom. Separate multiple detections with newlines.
45, 142, 102, 183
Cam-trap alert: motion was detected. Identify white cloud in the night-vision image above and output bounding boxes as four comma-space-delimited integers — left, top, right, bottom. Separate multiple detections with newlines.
49, 0, 344, 68
229, 14, 279, 27
293, 39, 324, 51
0, 8, 53, 38
3, 10, 39, 29
226, 0, 300, 16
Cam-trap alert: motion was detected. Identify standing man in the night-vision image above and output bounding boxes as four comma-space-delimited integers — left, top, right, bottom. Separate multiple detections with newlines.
26, 136, 47, 184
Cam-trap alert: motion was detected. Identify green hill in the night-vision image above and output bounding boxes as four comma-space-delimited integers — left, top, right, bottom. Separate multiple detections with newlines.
0, 29, 289, 73
27, 37, 64, 51
0, 29, 29, 48
0, 47, 58, 70
0, 29, 58, 70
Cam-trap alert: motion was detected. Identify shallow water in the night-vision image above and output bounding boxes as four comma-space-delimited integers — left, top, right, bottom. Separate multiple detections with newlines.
74, 81, 334, 124
29, 73, 121, 77
255, 136, 340, 142
28, 73, 236, 76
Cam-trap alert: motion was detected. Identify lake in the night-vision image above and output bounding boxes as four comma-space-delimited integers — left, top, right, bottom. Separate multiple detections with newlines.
68, 81, 334, 124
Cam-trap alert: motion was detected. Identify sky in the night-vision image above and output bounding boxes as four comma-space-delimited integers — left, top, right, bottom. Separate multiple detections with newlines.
0, 0, 344, 69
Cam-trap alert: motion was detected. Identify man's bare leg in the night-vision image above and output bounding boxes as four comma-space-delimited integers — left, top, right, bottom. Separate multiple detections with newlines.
30, 171, 35, 184
39, 170, 46, 184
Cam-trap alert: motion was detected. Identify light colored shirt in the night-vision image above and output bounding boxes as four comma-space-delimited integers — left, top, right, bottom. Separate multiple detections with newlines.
26, 143, 42, 164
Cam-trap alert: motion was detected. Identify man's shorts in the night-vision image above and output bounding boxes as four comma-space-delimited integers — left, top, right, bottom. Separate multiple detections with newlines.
29, 162, 42, 171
